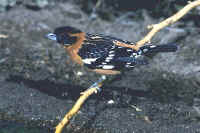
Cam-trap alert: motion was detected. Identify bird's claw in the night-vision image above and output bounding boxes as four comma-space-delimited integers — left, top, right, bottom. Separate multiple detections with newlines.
89, 82, 102, 93
89, 75, 106, 93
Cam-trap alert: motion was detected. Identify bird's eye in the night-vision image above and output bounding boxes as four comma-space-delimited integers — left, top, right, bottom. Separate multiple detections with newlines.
49, 34, 55, 37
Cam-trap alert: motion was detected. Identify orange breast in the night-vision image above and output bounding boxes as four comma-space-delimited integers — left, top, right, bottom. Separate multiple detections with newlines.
64, 32, 86, 66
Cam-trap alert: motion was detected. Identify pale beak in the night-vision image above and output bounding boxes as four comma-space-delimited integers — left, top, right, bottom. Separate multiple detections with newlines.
46, 33, 57, 41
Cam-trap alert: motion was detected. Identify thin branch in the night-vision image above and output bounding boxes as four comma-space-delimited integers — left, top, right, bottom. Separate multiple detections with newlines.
132, 0, 200, 50
0, 34, 8, 38
55, 83, 103, 133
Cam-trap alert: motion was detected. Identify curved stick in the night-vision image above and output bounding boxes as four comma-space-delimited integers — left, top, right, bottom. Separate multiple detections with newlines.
133, 0, 200, 50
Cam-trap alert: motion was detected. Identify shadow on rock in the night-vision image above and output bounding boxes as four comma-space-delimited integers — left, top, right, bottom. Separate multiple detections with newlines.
5, 75, 153, 102
6, 75, 84, 100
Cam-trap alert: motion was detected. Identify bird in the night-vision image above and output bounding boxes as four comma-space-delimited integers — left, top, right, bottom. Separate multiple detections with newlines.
46, 26, 178, 90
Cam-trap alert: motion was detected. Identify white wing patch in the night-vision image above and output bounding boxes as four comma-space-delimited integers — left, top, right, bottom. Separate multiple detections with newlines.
91, 36, 102, 39
102, 65, 114, 69
132, 53, 137, 56
109, 50, 115, 54
82, 58, 98, 64
108, 54, 115, 57
142, 48, 148, 52
105, 56, 113, 62
127, 49, 132, 52
150, 45, 156, 48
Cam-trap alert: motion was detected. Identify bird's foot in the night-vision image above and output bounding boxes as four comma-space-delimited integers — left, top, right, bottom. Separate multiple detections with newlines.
89, 75, 106, 93
80, 75, 106, 94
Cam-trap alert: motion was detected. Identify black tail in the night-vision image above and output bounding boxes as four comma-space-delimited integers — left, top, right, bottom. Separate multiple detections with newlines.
140, 43, 178, 55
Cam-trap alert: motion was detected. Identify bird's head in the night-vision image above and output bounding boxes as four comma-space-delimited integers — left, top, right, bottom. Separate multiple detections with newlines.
46, 26, 82, 46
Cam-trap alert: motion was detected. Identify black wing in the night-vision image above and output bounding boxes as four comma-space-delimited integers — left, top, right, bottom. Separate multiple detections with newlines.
77, 34, 147, 71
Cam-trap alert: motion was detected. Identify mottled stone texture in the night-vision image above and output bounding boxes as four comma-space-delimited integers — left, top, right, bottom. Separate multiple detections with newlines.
0, 1, 200, 133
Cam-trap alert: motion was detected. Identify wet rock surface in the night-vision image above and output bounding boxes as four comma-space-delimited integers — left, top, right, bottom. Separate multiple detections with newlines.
0, 1, 200, 133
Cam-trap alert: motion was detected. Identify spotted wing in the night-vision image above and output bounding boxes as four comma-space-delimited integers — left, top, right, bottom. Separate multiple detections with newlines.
78, 34, 148, 71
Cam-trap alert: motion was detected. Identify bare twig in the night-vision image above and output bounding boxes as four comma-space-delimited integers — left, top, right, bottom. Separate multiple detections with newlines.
132, 0, 200, 50
0, 34, 8, 38
55, 83, 103, 133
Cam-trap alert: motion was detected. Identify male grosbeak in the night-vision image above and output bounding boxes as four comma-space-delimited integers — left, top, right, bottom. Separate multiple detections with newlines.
46, 26, 177, 89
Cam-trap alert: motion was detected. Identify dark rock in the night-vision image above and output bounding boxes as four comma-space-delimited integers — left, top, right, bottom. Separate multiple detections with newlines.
0, 1, 200, 133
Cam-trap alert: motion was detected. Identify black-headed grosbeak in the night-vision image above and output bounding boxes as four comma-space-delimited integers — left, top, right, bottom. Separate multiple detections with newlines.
46, 26, 178, 133
46, 26, 177, 76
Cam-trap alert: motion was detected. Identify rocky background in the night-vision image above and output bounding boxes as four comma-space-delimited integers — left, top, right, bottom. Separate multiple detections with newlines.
0, 0, 200, 133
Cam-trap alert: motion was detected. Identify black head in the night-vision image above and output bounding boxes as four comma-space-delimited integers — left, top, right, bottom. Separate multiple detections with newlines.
46, 26, 82, 46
